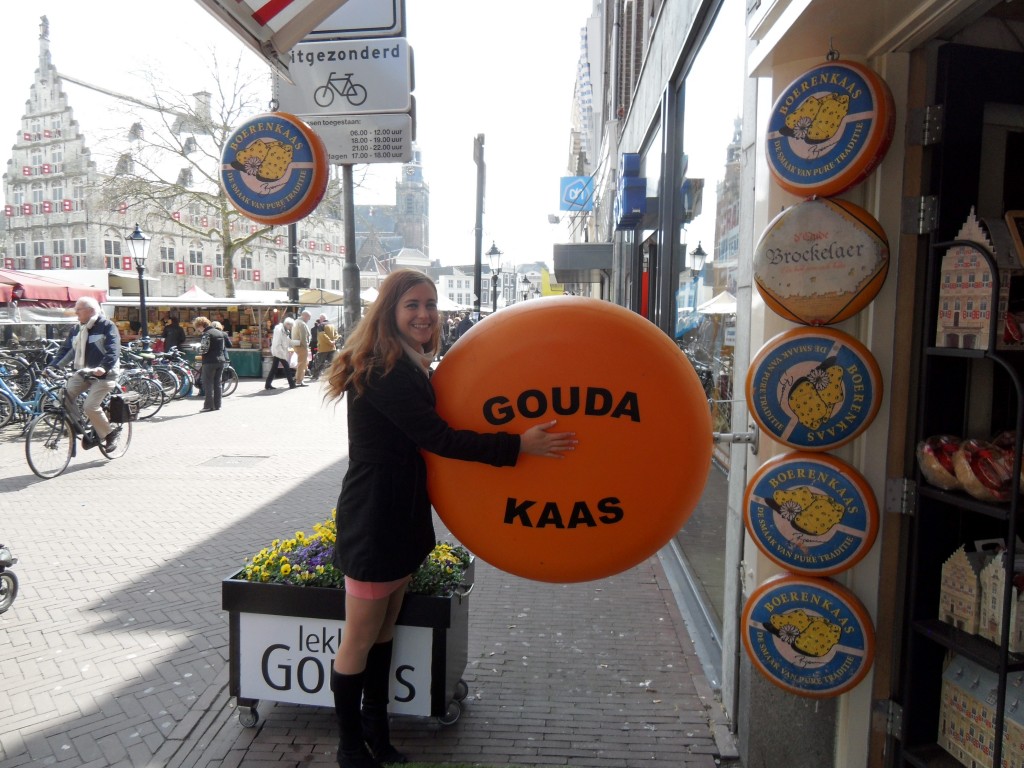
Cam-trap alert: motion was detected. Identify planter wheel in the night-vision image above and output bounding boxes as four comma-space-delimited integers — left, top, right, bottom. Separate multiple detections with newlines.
438, 700, 462, 726
454, 679, 468, 702
238, 706, 259, 728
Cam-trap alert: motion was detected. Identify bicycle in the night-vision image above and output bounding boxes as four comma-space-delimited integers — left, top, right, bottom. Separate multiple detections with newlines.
188, 353, 239, 397
25, 370, 137, 479
0, 366, 66, 434
313, 72, 368, 108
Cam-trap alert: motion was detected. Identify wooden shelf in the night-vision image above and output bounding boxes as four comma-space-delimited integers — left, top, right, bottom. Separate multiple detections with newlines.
914, 619, 1024, 672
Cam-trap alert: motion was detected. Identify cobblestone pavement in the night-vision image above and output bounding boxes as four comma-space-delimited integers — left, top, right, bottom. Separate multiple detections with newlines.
0, 377, 730, 768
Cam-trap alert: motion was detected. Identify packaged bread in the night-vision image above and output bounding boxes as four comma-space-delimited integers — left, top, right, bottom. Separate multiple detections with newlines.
952, 439, 1013, 502
992, 430, 1024, 488
916, 435, 962, 490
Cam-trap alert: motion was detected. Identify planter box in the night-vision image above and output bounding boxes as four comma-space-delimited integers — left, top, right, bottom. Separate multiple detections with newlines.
221, 561, 473, 727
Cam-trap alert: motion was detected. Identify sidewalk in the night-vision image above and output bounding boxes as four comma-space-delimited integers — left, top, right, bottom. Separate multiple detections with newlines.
0, 378, 731, 768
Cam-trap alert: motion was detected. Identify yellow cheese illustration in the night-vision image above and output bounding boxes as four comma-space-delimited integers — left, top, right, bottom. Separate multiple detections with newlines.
230, 139, 293, 183
787, 362, 845, 429
768, 608, 841, 657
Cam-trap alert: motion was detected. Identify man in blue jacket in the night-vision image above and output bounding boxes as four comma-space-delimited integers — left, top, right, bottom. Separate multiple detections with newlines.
56, 296, 122, 449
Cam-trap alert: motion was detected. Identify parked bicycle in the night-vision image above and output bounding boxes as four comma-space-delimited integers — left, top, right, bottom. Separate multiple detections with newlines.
25, 370, 138, 479
0, 366, 66, 434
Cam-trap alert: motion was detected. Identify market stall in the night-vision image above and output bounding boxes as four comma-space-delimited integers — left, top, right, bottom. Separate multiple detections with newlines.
105, 291, 287, 377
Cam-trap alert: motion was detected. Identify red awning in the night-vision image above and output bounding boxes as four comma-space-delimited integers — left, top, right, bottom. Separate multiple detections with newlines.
0, 268, 107, 304
193, 0, 350, 78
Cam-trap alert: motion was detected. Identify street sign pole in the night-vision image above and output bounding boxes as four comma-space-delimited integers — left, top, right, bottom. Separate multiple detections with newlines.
473, 134, 485, 321
342, 164, 361, 335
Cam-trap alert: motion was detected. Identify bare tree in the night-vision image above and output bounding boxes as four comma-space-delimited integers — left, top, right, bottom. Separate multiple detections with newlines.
90, 51, 280, 298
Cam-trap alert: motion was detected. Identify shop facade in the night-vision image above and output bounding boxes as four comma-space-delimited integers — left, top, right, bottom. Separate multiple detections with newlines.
577, 0, 1024, 766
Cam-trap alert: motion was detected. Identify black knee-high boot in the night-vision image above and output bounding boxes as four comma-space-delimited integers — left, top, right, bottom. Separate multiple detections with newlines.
331, 669, 381, 768
361, 640, 408, 764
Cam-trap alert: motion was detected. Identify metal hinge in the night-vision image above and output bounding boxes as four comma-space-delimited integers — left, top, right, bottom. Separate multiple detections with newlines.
885, 477, 917, 516
901, 195, 939, 235
874, 699, 904, 738
907, 105, 944, 146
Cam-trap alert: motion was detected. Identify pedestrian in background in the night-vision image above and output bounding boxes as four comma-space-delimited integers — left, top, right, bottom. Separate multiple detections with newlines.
162, 316, 186, 353
292, 310, 312, 386
322, 268, 576, 768
312, 321, 340, 381
193, 316, 228, 412
310, 313, 327, 368
264, 317, 296, 390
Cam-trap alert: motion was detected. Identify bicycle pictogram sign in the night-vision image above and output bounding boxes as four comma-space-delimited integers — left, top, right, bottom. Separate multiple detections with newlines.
314, 72, 368, 108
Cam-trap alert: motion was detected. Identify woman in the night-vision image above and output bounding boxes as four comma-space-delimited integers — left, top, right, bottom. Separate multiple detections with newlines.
323, 269, 576, 768
193, 316, 228, 412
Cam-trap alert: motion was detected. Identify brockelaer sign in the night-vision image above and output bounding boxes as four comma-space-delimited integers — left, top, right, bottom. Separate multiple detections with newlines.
276, 37, 413, 117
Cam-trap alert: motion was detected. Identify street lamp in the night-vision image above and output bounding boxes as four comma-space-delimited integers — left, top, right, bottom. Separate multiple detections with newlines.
125, 223, 151, 351
520, 273, 533, 303
486, 241, 503, 313
689, 241, 708, 280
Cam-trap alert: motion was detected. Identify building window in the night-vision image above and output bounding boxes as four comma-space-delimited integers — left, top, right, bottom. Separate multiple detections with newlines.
239, 254, 253, 281
215, 251, 223, 278
52, 238, 65, 255
104, 236, 123, 269
161, 244, 176, 275
188, 243, 203, 276
73, 237, 87, 255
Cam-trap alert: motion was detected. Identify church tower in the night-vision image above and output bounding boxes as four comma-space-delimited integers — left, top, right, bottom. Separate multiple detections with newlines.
393, 147, 429, 256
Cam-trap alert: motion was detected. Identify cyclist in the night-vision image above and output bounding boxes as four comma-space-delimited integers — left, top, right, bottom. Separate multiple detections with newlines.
55, 296, 122, 450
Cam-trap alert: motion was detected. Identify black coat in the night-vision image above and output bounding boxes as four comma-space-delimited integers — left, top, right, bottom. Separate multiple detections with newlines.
333, 357, 520, 582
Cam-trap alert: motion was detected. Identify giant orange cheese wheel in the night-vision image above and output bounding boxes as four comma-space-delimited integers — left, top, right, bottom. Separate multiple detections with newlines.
426, 297, 713, 582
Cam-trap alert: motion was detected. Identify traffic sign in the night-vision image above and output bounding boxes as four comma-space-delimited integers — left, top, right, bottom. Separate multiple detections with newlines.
304, 113, 413, 164
275, 37, 413, 117
307, 0, 405, 40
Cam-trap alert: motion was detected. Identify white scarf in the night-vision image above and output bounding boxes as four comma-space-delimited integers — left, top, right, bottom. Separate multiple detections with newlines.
73, 313, 100, 369
400, 339, 435, 377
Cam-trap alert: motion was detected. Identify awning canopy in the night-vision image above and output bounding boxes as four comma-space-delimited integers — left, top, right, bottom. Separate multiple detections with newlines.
193, 0, 351, 79
0, 268, 107, 304
697, 291, 737, 315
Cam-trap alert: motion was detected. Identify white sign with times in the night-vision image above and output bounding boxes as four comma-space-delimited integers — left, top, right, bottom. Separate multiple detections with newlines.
276, 38, 413, 116
306, 114, 413, 164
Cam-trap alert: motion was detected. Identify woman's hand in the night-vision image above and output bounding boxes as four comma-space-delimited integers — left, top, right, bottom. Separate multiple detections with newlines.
519, 420, 578, 458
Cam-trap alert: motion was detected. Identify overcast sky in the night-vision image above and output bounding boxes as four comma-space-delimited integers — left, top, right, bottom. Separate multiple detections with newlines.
1, 0, 593, 268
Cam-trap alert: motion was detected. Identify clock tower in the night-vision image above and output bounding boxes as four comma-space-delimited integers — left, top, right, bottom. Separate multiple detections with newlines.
394, 148, 429, 256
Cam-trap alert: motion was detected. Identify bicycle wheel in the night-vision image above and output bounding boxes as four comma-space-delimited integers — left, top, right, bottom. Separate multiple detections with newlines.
346, 83, 367, 106
25, 412, 74, 479
99, 420, 132, 460
0, 355, 33, 399
123, 376, 165, 419
313, 84, 335, 107
168, 364, 194, 399
0, 391, 16, 430
0, 571, 17, 613
152, 367, 180, 398
221, 367, 239, 397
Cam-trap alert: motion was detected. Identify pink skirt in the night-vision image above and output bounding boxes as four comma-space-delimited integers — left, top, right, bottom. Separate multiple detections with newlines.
344, 575, 410, 600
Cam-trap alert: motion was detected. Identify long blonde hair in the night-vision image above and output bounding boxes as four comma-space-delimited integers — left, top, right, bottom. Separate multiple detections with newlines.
324, 269, 440, 401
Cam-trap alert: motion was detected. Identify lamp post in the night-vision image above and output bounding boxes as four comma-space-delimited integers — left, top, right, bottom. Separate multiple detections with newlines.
486, 241, 503, 313
520, 274, 533, 303
125, 223, 151, 351
689, 241, 708, 309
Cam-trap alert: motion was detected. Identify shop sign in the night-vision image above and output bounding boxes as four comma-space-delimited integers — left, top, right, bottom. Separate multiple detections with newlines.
745, 327, 882, 451
743, 451, 878, 576
237, 612, 432, 716
427, 296, 713, 583
754, 197, 889, 325
220, 112, 329, 226
742, 574, 875, 698
765, 59, 895, 198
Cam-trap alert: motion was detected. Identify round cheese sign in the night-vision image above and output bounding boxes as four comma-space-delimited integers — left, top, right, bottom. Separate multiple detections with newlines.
754, 198, 889, 325
743, 452, 879, 576
426, 297, 713, 583
220, 112, 329, 225
766, 60, 895, 198
745, 327, 882, 451
742, 574, 875, 698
